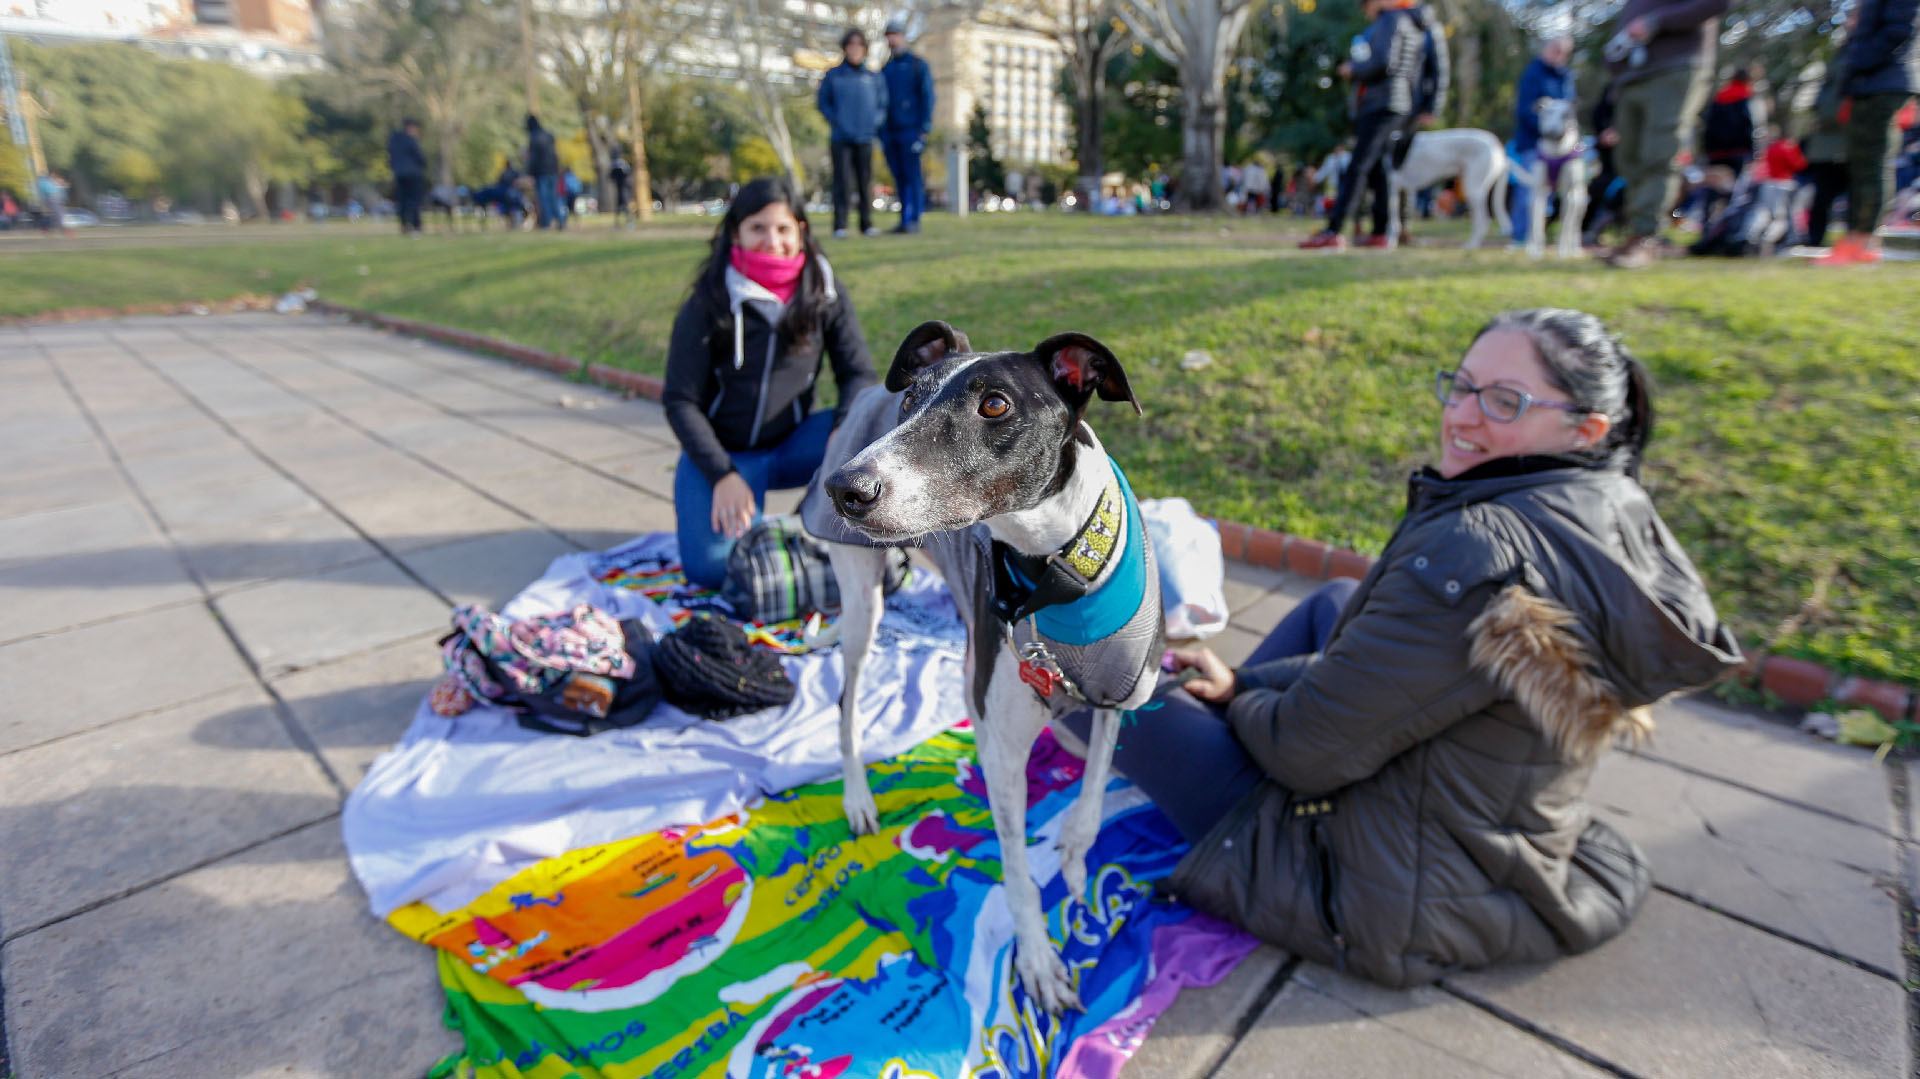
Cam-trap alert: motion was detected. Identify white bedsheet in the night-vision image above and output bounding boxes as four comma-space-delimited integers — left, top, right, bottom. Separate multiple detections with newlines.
343, 534, 969, 916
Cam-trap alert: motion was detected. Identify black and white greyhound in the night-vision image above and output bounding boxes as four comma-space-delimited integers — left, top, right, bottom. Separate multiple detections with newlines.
800, 321, 1162, 1014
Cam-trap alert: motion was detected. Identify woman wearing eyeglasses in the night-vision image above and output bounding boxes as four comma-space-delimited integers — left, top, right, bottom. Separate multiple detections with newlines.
1061, 307, 1741, 987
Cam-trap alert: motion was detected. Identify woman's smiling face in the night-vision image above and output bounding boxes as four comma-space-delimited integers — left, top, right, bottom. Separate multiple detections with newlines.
1438, 329, 1598, 478
735, 201, 804, 257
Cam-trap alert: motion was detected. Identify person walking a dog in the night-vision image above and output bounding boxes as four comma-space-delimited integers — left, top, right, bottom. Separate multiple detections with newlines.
387, 118, 428, 235
1596, 0, 1731, 268
880, 17, 935, 234
1816, 0, 1917, 265
1300, 0, 1444, 250
1510, 37, 1575, 246
1060, 308, 1739, 988
663, 177, 878, 588
818, 29, 888, 239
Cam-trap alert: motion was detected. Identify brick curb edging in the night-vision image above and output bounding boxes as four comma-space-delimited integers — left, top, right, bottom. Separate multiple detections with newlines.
319, 300, 1920, 727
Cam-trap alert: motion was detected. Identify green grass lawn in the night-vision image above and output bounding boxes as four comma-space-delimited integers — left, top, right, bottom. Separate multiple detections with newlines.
5, 214, 1917, 685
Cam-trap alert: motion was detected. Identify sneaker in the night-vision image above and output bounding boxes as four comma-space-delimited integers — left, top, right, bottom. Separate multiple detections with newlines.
1606, 235, 1662, 269
833, 228, 849, 239
1298, 230, 1347, 250
863, 227, 880, 237
1359, 234, 1393, 249
1814, 235, 1882, 265
889, 224, 911, 234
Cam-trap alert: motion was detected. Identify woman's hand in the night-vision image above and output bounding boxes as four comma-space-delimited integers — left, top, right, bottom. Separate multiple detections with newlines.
711, 472, 756, 540
1168, 646, 1237, 704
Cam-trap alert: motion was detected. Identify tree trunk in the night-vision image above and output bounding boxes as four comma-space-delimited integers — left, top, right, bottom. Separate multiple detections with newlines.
623, 0, 654, 222
436, 125, 459, 190
1179, 79, 1225, 211
242, 162, 269, 221
1073, 43, 1106, 207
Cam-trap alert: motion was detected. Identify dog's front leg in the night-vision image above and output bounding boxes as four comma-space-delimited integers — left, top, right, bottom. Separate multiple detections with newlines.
829, 544, 888, 836
978, 656, 1081, 1014
1527, 160, 1550, 260
1560, 164, 1589, 259
1055, 707, 1118, 907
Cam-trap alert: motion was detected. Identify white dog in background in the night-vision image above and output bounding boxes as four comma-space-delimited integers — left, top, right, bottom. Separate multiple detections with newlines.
1387, 127, 1512, 250
1523, 98, 1590, 259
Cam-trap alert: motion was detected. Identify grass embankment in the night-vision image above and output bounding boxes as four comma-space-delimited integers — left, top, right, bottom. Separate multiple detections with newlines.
3, 215, 1916, 684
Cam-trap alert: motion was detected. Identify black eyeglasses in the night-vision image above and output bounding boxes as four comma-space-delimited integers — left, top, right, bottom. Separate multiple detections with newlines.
1434, 370, 1586, 424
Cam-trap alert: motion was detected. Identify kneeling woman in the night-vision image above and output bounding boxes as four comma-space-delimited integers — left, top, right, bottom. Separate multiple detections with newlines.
664, 177, 877, 587
1069, 308, 1741, 986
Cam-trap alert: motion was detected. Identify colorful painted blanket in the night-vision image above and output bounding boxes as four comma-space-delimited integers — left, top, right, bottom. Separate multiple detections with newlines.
391, 728, 1255, 1078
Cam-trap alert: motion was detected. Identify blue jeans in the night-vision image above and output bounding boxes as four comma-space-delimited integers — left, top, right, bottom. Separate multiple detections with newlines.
881, 132, 926, 227
534, 174, 566, 229
1510, 148, 1538, 243
673, 411, 835, 589
1059, 577, 1360, 842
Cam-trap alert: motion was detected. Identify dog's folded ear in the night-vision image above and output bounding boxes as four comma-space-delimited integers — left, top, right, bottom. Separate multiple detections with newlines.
1033, 332, 1143, 417
886, 321, 973, 392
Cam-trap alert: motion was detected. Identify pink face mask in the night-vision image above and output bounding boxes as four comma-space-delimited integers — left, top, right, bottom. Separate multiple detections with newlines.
730, 246, 805, 303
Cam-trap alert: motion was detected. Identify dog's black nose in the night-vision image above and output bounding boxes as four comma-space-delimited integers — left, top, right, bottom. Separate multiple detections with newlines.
827, 468, 883, 519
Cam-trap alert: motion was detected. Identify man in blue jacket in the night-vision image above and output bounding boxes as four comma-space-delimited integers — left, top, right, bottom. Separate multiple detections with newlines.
1818, 0, 1917, 264
387, 118, 428, 235
1510, 37, 1574, 245
817, 28, 888, 238
880, 18, 936, 233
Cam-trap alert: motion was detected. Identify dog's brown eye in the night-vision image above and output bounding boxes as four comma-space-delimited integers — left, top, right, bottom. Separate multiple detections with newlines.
980, 393, 1010, 418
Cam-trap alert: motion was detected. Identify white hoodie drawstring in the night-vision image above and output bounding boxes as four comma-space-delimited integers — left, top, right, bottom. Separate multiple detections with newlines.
732, 297, 745, 370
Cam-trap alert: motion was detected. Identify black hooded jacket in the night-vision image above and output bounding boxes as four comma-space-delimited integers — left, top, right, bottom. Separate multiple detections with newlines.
663, 259, 877, 485
1169, 452, 1742, 987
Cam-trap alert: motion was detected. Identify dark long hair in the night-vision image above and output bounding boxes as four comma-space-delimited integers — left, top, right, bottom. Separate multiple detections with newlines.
690, 176, 829, 353
1472, 308, 1656, 478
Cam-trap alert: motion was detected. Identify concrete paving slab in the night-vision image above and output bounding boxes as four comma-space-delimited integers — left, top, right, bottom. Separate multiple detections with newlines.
1220, 562, 1296, 622
271, 633, 444, 785
1210, 964, 1612, 1079
1446, 892, 1906, 1078
325, 480, 533, 553
414, 433, 567, 486
0, 434, 111, 478
98, 417, 237, 458
1208, 623, 1266, 667
398, 529, 580, 611
0, 686, 339, 932
173, 510, 385, 590
489, 467, 677, 550
120, 445, 277, 495
0, 499, 159, 570
1634, 694, 1891, 831
145, 473, 322, 534
1226, 573, 1323, 636
1588, 751, 1902, 973
0, 464, 127, 519
0, 820, 456, 1079
0, 543, 200, 642
586, 444, 684, 501
1123, 946, 1289, 1079
280, 447, 450, 502
213, 558, 447, 678
0, 602, 253, 754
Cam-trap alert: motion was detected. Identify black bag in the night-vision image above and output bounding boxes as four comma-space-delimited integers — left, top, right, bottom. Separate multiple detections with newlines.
466, 617, 663, 737
652, 613, 796, 719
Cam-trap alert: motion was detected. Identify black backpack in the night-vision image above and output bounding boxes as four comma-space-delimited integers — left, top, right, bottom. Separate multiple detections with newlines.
652, 614, 797, 719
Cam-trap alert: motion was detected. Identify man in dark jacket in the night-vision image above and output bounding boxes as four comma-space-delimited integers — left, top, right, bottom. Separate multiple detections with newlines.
1511, 38, 1575, 245
1818, 0, 1917, 264
880, 19, 935, 234
1301, 0, 1441, 249
1598, 0, 1731, 268
817, 29, 888, 238
525, 114, 564, 230
387, 118, 428, 235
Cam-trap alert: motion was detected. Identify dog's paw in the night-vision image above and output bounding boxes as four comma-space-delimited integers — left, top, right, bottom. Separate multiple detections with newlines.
843, 783, 881, 837
1016, 942, 1083, 1015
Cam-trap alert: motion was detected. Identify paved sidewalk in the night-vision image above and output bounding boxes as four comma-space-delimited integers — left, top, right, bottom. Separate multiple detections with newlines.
0, 313, 1912, 1078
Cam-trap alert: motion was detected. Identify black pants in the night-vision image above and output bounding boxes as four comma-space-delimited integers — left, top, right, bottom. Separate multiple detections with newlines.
831, 140, 873, 232
1328, 112, 1410, 237
395, 174, 426, 232
1803, 160, 1849, 246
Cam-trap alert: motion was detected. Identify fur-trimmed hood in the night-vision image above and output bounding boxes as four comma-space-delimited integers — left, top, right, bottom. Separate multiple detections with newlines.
1469, 585, 1654, 763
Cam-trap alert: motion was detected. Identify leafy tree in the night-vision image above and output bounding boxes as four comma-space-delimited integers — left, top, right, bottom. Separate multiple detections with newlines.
1117, 0, 1260, 210
1004, 0, 1132, 202
13, 41, 173, 204
158, 63, 321, 216
0, 139, 30, 200
967, 100, 1007, 196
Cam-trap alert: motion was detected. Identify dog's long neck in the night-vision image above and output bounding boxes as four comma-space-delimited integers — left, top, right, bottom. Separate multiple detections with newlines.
983, 426, 1111, 557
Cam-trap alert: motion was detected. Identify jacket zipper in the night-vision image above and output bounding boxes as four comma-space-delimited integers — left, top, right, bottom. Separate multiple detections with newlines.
747, 331, 776, 445
1309, 818, 1350, 971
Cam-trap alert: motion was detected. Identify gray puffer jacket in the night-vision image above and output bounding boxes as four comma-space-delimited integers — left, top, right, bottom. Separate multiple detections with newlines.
1167, 452, 1741, 987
